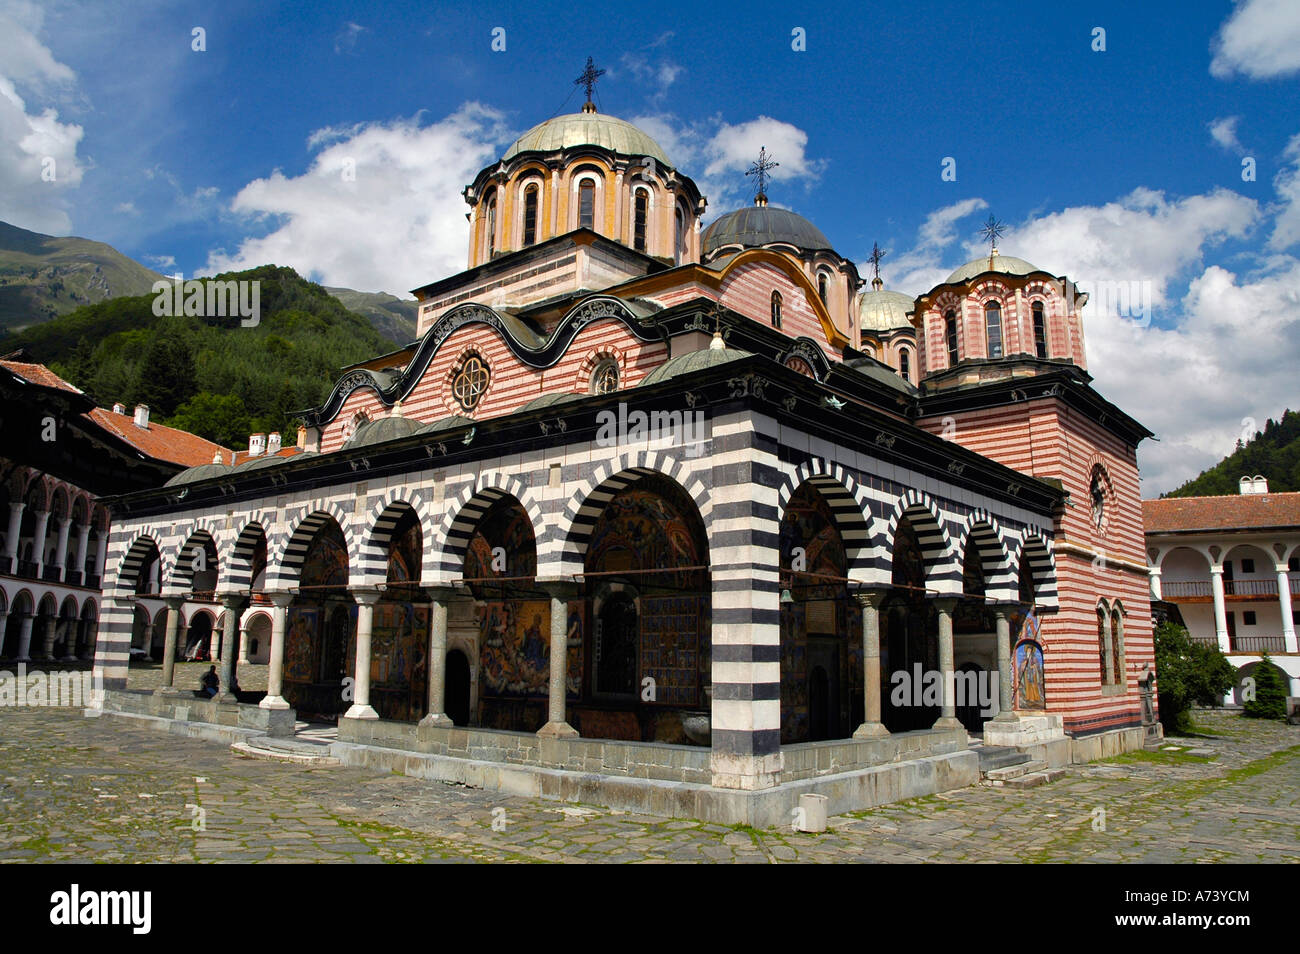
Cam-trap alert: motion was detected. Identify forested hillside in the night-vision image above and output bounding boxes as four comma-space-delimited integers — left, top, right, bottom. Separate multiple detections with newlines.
1165, 410, 1300, 497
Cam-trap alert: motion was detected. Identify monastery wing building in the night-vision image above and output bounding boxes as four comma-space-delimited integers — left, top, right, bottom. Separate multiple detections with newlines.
92, 92, 1157, 823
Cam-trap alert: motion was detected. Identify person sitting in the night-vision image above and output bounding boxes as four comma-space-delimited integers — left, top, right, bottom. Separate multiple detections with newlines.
199, 665, 219, 698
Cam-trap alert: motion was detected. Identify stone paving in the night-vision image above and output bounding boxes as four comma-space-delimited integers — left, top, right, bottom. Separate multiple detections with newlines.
0, 701, 1297, 863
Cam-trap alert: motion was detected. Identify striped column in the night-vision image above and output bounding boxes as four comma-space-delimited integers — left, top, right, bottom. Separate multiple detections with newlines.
708, 416, 782, 790
93, 595, 134, 690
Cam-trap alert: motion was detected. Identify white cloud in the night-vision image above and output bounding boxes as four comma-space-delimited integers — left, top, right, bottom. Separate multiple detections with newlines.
1270, 133, 1300, 250
334, 21, 366, 55
1209, 115, 1243, 152
631, 112, 826, 215
618, 40, 683, 106
1210, 0, 1300, 79
873, 198, 988, 294
203, 103, 510, 294
0, 1, 84, 234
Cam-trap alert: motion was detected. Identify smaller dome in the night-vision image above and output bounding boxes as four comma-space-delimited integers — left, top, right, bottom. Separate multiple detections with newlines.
703, 206, 833, 256
345, 415, 423, 449
417, 415, 475, 435
859, 288, 915, 332
164, 462, 231, 487
641, 347, 751, 386
518, 393, 586, 412
944, 253, 1042, 286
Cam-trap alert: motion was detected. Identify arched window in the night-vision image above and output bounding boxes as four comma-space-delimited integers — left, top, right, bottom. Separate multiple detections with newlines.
591, 358, 619, 395
818, 271, 829, 305
945, 310, 959, 367
1032, 301, 1047, 358
899, 348, 911, 383
985, 300, 1003, 358
675, 206, 687, 264
1097, 605, 1109, 683
523, 184, 539, 246
633, 188, 649, 253
485, 196, 497, 257
771, 290, 783, 329
1110, 608, 1124, 686
578, 179, 596, 230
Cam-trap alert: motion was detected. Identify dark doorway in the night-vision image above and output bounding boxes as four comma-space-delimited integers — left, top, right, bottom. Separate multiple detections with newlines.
321, 605, 351, 684
956, 663, 987, 734
446, 649, 471, 726
594, 593, 638, 698
808, 636, 842, 741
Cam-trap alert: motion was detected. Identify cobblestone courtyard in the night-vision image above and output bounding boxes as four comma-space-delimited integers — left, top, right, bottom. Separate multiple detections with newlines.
1, 695, 1297, 863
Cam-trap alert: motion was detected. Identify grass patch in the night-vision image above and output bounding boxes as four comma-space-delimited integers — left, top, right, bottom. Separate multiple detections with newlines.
1103, 749, 1215, 766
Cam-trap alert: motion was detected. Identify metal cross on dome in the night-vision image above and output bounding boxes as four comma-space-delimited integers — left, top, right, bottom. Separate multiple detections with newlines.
868, 242, 885, 281
574, 57, 605, 105
747, 146, 779, 203
980, 214, 1005, 251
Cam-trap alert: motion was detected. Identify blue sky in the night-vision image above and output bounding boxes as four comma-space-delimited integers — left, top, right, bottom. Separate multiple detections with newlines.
3, 0, 1300, 494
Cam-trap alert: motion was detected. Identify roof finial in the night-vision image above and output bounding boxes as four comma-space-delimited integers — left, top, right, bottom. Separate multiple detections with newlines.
979, 214, 1005, 263
574, 57, 605, 114
868, 241, 886, 290
747, 146, 779, 207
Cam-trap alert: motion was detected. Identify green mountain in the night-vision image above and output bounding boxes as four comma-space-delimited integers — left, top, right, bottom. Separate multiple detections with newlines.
1165, 410, 1300, 497
325, 286, 418, 344
0, 265, 399, 449
0, 220, 165, 331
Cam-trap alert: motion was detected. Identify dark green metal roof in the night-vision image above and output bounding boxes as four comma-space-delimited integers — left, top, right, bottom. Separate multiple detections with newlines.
703, 206, 834, 255
640, 347, 752, 386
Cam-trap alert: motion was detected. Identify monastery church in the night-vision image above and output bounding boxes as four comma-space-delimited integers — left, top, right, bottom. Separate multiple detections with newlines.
92, 69, 1157, 823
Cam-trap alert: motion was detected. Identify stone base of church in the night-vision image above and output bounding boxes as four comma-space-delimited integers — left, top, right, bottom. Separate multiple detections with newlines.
328, 733, 978, 827
93, 688, 297, 738
1069, 725, 1152, 764
983, 713, 1065, 747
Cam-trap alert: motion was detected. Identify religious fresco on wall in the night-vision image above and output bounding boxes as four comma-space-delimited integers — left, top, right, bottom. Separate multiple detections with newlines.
479, 599, 582, 698
284, 607, 319, 682
586, 486, 706, 591
954, 546, 997, 634
370, 602, 429, 722
639, 595, 705, 706
882, 517, 940, 732
1014, 640, 1046, 709
465, 498, 537, 582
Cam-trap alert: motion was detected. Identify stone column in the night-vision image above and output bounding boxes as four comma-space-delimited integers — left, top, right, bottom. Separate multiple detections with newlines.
260, 593, 293, 710
419, 588, 454, 728
157, 597, 185, 692
30, 509, 50, 576
2, 502, 23, 567
344, 588, 380, 720
1148, 566, 1162, 601
237, 625, 251, 665
536, 581, 578, 738
1210, 565, 1230, 652
1278, 563, 1297, 654
74, 523, 91, 582
990, 605, 1015, 718
16, 613, 33, 661
61, 617, 79, 661
0, 611, 7, 659
53, 516, 72, 581
214, 594, 248, 703
94, 535, 108, 582
932, 597, 963, 730
852, 588, 889, 739
42, 615, 58, 659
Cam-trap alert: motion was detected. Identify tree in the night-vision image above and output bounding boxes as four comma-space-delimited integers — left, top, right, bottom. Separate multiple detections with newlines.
1153, 621, 1237, 734
167, 392, 250, 448
1242, 652, 1288, 720
132, 329, 196, 418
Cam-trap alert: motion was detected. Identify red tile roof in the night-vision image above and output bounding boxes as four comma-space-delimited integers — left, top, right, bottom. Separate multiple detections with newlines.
3, 358, 231, 469
1143, 493, 1300, 534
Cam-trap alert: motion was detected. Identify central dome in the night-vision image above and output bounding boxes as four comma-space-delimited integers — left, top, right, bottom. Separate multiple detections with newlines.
703, 206, 833, 256
944, 253, 1042, 286
504, 112, 671, 165
859, 287, 915, 331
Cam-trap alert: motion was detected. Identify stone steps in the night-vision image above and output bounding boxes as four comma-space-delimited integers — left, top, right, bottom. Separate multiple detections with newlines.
231, 735, 341, 766
976, 745, 1031, 773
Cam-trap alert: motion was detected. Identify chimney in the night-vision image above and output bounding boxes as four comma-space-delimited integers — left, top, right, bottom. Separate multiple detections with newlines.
133, 404, 150, 428
267, 431, 282, 455
296, 426, 307, 450
112, 402, 126, 415
212, 451, 223, 464
1239, 475, 1269, 495
248, 433, 266, 456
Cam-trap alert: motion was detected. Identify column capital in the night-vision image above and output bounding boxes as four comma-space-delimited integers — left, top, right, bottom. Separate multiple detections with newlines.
218, 592, 250, 611
350, 587, 382, 606
1209, 564, 1225, 575
163, 595, 186, 610
266, 591, 294, 608
1276, 563, 1291, 575
850, 586, 889, 608
419, 584, 461, 602
536, 578, 580, 600
929, 596, 959, 614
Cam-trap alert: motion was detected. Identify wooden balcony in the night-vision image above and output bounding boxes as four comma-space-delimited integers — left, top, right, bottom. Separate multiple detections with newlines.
1162, 578, 1297, 602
